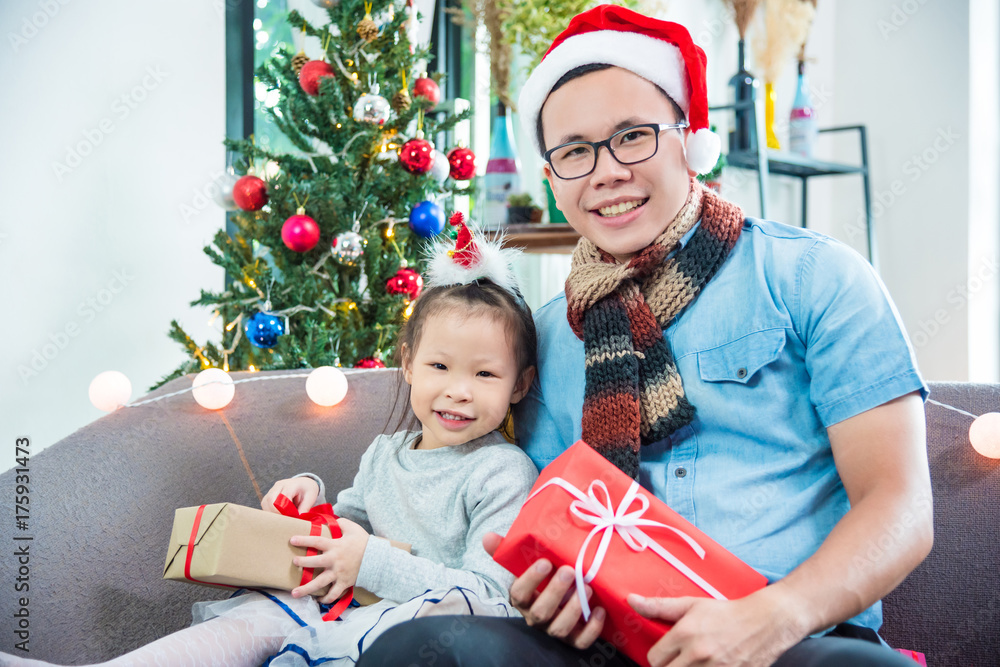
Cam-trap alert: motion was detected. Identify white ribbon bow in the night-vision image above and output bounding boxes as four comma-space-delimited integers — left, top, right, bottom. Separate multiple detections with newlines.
525, 477, 727, 620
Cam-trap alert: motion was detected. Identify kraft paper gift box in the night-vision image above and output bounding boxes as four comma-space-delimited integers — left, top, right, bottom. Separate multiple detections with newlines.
163, 500, 408, 605
493, 441, 769, 667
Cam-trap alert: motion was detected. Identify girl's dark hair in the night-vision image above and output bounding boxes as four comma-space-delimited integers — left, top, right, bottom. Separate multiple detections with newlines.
535, 63, 686, 154
386, 280, 537, 434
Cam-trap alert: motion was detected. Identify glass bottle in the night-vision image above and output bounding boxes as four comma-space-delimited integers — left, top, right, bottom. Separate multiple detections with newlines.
483, 102, 521, 228
789, 60, 818, 158
727, 39, 759, 153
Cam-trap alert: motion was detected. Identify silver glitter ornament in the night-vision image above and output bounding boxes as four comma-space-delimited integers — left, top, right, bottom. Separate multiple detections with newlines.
331, 230, 366, 265
353, 83, 392, 125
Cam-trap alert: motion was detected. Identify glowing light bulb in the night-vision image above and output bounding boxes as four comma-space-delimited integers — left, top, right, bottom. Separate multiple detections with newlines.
969, 412, 1000, 459
89, 371, 132, 412
191, 368, 235, 410
306, 366, 349, 406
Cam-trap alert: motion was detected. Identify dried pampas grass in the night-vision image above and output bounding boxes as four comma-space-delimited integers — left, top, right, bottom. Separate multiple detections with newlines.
752, 0, 816, 82
446, 0, 515, 110
722, 0, 763, 40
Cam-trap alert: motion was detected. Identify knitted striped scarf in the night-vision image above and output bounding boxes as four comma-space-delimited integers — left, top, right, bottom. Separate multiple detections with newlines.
565, 178, 744, 478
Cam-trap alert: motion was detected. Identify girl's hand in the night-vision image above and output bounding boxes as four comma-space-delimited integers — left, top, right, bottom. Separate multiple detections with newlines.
289, 517, 370, 604
261, 477, 320, 514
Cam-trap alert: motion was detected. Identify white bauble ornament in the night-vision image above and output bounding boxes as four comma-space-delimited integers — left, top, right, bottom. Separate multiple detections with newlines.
430, 149, 450, 184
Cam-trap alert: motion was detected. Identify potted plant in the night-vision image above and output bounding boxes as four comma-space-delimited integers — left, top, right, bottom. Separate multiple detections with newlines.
507, 193, 544, 224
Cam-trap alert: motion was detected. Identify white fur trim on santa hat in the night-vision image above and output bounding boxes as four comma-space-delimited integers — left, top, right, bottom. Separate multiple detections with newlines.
519, 30, 689, 156
685, 128, 721, 175
424, 232, 524, 297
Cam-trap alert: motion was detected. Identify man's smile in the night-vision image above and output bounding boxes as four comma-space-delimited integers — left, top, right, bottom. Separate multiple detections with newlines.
596, 198, 648, 217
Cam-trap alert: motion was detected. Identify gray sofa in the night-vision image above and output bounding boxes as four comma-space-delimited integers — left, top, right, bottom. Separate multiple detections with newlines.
1, 370, 997, 665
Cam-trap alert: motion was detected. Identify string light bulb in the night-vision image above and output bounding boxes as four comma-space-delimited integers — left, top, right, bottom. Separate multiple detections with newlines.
969, 412, 1000, 459
306, 366, 349, 406
89, 371, 132, 412
191, 368, 235, 410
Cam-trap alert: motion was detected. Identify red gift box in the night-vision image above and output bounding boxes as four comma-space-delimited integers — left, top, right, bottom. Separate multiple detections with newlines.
493, 441, 769, 667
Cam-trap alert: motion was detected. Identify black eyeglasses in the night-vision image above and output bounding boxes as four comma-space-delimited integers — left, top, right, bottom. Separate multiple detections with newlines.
543, 122, 688, 180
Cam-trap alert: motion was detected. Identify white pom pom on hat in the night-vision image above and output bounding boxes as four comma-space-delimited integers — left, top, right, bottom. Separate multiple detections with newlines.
518, 4, 721, 175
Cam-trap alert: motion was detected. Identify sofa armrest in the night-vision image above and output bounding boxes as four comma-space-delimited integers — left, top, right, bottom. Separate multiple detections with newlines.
0, 368, 411, 663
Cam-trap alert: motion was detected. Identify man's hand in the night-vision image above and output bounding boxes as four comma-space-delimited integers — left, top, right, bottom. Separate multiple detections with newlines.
290, 517, 369, 604
261, 477, 320, 514
627, 587, 806, 667
483, 532, 607, 649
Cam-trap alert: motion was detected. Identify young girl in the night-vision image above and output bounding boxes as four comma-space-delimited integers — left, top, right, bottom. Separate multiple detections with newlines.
8, 215, 539, 667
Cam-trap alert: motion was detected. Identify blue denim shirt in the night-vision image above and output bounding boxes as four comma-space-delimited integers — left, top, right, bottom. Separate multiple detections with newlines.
514, 217, 927, 632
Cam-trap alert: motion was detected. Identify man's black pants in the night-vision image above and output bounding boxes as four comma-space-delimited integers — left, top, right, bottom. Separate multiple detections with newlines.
354, 616, 919, 667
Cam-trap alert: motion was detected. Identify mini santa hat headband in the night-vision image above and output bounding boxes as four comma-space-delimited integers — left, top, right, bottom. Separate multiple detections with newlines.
425, 213, 525, 300
518, 4, 721, 175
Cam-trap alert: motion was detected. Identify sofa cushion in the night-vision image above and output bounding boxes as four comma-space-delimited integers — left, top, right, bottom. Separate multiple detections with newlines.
880, 382, 1000, 662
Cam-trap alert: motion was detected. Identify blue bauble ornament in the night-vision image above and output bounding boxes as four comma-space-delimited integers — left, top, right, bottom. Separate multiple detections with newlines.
408, 200, 445, 238
244, 310, 284, 349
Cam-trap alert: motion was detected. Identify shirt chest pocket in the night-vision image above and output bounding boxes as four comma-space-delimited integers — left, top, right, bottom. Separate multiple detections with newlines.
697, 328, 787, 384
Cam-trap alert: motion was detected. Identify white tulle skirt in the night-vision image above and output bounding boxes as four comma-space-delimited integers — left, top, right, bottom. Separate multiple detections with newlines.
191, 587, 518, 665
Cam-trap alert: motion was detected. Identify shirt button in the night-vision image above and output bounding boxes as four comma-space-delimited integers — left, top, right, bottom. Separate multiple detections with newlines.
736, 367, 748, 379
674, 467, 687, 478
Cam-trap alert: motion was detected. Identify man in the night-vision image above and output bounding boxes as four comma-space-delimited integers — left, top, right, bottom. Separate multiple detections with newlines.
358, 6, 931, 666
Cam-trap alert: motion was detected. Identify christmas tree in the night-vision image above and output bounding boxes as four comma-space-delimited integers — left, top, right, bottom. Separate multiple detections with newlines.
157, 0, 475, 388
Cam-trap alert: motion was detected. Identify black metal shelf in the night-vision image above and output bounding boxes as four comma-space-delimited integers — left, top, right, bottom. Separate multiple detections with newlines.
710, 101, 876, 271
725, 149, 866, 178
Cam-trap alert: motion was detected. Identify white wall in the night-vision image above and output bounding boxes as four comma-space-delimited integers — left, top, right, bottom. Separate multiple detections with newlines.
517, 0, 994, 382
1, 0, 226, 467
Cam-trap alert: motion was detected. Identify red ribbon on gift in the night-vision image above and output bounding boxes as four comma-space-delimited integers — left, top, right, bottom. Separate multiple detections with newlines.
272, 493, 355, 621
183, 505, 242, 590
182, 497, 354, 621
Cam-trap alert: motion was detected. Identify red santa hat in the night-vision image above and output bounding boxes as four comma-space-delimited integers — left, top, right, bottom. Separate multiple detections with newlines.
425, 213, 523, 297
518, 4, 721, 175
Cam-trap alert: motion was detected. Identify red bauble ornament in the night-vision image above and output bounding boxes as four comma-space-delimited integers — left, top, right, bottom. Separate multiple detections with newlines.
385, 267, 423, 300
354, 356, 386, 369
400, 138, 434, 174
413, 76, 441, 105
281, 211, 321, 252
447, 146, 477, 181
299, 60, 335, 96
232, 175, 268, 211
